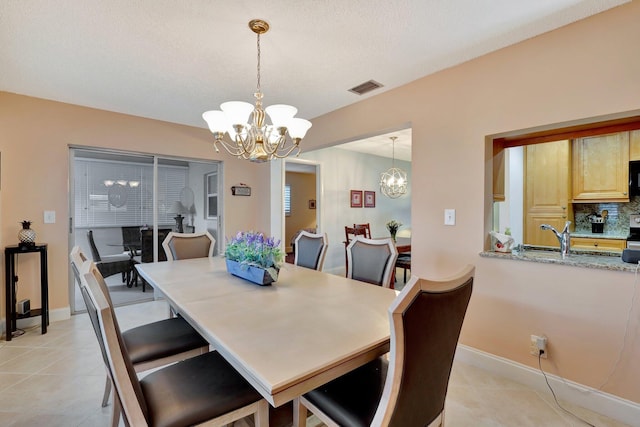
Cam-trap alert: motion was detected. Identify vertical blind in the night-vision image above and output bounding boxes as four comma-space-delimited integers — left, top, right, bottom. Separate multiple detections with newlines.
74, 158, 188, 227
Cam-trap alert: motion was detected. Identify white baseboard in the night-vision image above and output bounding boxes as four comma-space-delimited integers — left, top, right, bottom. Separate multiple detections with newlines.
455, 344, 640, 426
1, 307, 71, 338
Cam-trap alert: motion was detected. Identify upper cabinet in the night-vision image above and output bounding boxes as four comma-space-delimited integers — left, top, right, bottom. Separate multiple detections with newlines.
629, 130, 640, 161
524, 140, 572, 246
493, 144, 505, 202
572, 132, 629, 202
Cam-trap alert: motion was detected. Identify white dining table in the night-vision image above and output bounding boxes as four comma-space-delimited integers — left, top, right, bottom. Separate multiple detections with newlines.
135, 257, 397, 407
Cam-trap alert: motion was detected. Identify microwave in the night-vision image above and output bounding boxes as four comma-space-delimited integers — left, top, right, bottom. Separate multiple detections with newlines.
630, 161, 640, 196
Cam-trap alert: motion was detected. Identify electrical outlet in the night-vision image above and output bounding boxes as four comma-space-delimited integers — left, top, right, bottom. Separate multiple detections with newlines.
530, 334, 548, 358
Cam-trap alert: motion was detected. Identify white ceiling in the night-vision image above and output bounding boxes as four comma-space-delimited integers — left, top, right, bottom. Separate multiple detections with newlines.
1, 0, 628, 159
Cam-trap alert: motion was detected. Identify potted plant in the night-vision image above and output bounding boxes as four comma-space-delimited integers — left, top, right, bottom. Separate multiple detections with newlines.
224, 231, 284, 285
386, 220, 402, 242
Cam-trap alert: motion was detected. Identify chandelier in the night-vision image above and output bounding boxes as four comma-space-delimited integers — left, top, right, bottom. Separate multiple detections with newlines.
379, 136, 408, 198
202, 19, 312, 163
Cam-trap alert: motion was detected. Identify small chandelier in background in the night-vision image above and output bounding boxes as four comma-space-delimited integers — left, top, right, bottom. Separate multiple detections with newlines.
202, 19, 312, 163
379, 136, 408, 198
104, 179, 139, 188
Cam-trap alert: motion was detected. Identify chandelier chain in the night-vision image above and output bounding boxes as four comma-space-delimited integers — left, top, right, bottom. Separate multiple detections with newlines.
256, 33, 261, 94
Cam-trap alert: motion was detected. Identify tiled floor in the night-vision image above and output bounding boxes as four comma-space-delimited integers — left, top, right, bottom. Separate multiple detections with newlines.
0, 300, 630, 427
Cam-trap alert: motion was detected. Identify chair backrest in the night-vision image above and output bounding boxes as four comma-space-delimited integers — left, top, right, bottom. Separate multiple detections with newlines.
70, 246, 87, 286
71, 247, 117, 313
353, 223, 372, 239
140, 228, 172, 263
87, 230, 102, 261
122, 226, 141, 247
372, 265, 475, 427
81, 260, 150, 425
294, 231, 328, 270
346, 236, 398, 287
162, 231, 215, 261
344, 225, 368, 244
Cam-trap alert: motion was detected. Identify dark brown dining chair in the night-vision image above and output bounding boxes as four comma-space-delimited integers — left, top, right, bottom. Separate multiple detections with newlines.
70, 247, 210, 426
353, 222, 372, 239
131, 228, 172, 291
395, 253, 411, 283
346, 236, 398, 288
294, 230, 328, 271
294, 264, 475, 427
121, 226, 142, 256
80, 258, 269, 427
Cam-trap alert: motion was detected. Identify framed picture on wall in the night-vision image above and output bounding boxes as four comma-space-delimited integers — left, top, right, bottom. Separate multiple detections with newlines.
350, 190, 363, 208
364, 191, 376, 208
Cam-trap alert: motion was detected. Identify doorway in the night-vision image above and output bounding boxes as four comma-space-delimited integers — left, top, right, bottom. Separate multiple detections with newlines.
68, 148, 223, 313
284, 160, 321, 262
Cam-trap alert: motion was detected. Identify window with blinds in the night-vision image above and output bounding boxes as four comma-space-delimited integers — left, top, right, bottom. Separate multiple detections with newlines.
284, 184, 291, 216
74, 158, 188, 227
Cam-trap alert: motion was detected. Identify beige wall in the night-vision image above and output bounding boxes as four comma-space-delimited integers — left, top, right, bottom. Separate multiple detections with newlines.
2, 1, 640, 405
0, 93, 270, 318
301, 2, 640, 402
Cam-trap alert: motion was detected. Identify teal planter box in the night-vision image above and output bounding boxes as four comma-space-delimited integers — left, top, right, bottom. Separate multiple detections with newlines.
225, 259, 277, 286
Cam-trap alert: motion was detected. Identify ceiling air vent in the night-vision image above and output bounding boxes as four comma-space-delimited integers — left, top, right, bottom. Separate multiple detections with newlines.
348, 80, 384, 95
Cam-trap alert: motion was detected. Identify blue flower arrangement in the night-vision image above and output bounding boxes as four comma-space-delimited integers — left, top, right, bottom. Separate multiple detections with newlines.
225, 231, 284, 281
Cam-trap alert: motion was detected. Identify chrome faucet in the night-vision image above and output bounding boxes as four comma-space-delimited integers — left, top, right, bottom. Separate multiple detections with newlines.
540, 221, 571, 258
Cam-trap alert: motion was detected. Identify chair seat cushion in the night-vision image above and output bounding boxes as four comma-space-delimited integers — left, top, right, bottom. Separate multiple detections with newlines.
141, 351, 262, 427
303, 357, 388, 427
123, 317, 208, 364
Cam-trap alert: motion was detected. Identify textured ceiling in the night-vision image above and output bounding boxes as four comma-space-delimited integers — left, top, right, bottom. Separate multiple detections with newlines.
1, 0, 629, 156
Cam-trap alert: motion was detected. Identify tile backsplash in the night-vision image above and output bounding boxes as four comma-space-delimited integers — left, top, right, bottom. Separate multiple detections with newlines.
573, 196, 640, 235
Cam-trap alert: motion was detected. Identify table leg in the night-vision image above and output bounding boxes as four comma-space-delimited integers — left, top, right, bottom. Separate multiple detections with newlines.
5, 252, 14, 341
40, 248, 49, 333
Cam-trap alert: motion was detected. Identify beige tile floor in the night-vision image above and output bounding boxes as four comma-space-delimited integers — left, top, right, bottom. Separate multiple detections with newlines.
0, 300, 630, 427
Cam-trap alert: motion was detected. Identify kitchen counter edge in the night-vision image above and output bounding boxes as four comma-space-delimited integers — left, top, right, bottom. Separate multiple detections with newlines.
479, 250, 639, 273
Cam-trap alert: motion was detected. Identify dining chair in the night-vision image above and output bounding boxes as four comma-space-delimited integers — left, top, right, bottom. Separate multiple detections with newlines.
87, 230, 133, 285
346, 236, 398, 288
353, 222, 372, 239
121, 226, 142, 256
344, 225, 368, 244
294, 230, 328, 271
138, 228, 173, 263
395, 253, 411, 283
80, 259, 269, 427
162, 230, 215, 261
70, 247, 210, 426
343, 226, 370, 275
294, 264, 475, 427
132, 228, 172, 291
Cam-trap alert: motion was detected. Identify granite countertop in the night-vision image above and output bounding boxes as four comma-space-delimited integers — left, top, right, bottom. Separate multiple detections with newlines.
480, 246, 639, 273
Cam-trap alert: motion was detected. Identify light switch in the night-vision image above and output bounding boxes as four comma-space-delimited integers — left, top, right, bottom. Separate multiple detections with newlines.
44, 210, 56, 224
444, 209, 456, 226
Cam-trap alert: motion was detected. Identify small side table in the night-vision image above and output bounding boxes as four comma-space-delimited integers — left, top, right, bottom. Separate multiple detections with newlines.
4, 243, 49, 341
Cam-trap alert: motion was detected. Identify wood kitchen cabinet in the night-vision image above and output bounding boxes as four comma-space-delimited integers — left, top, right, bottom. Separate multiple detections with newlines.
572, 132, 629, 202
493, 144, 505, 202
630, 130, 640, 161
524, 140, 572, 246
571, 237, 626, 252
